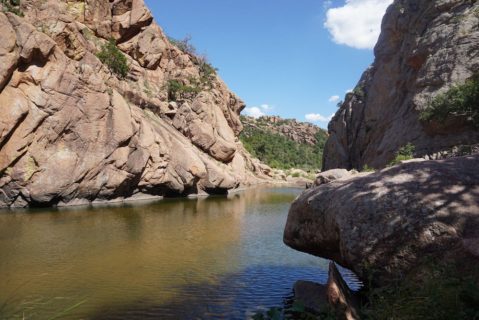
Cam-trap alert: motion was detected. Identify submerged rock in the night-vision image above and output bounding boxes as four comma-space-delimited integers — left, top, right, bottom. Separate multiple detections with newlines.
284, 155, 479, 285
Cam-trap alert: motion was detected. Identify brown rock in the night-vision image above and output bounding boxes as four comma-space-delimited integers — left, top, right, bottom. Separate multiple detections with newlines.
314, 169, 357, 186
293, 280, 328, 313
327, 262, 359, 320
0, 0, 271, 208
284, 155, 479, 285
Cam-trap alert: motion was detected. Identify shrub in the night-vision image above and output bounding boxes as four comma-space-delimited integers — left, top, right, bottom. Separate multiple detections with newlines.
168, 35, 196, 56
166, 79, 200, 101
388, 143, 415, 166
362, 164, 375, 172
419, 74, 479, 127
166, 36, 218, 96
353, 85, 365, 99
96, 38, 129, 78
1, 0, 23, 16
197, 57, 217, 86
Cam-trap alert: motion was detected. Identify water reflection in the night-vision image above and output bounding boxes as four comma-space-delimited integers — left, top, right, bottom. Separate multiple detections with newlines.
0, 187, 358, 319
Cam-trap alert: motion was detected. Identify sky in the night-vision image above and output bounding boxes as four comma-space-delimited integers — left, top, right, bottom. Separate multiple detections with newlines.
145, 0, 393, 128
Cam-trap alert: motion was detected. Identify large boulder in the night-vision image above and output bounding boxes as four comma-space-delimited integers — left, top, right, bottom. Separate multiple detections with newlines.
284, 155, 479, 284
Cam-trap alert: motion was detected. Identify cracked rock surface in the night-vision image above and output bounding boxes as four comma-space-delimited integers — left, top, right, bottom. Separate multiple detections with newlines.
0, 0, 272, 208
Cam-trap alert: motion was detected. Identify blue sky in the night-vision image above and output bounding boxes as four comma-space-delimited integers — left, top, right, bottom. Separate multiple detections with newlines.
145, 0, 393, 128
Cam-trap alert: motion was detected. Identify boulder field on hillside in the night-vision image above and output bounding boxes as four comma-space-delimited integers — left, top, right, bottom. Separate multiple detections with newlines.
284, 155, 479, 285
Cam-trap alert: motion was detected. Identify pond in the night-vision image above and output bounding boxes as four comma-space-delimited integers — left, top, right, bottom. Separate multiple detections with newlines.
0, 187, 360, 319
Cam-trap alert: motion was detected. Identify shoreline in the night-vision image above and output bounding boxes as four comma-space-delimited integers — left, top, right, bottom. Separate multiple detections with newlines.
0, 179, 310, 212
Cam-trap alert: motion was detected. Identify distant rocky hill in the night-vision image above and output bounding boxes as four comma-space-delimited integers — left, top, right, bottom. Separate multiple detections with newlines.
323, 0, 479, 170
0, 0, 273, 208
241, 116, 327, 146
240, 116, 328, 170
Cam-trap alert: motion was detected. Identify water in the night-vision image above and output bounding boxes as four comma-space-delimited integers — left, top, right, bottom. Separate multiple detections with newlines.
0, 187, 361, 319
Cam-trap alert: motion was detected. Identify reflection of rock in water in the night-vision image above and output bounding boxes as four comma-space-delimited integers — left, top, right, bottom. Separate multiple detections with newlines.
0, 187, 305, 319
0, 195, 245, 318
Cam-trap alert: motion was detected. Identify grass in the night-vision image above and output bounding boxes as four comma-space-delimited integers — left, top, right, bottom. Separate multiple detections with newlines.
388, 143, 415, 167
419, 73, 479, 128
360, 260, 479, 320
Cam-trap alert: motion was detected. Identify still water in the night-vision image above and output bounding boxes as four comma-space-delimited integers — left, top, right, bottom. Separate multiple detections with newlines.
0, 187, 360, 319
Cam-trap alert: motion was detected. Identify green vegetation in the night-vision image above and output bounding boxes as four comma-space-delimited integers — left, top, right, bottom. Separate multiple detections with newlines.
1, 0, 23, 16
353, 85, 366, 99
96, 38, 129, 78
252, 300, 333, 320
168, 35, 197, 56
166, 79, 201, 101
166, 36, 218, 101
419, 74, 479, 127
362, 164, 375, 172
388, 143, 415, 166
360, 261, 479, 320
240, 124, 327, 171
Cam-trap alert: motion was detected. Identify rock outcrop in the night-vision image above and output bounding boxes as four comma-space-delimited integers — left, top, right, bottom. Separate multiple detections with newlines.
323, 0, 479, 170
284, 155, 479, 284
241, 115, 327, 146
0, 0, 272, 208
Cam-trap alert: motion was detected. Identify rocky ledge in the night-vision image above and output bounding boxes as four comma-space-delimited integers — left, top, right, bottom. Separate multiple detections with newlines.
284, 155, 479, 285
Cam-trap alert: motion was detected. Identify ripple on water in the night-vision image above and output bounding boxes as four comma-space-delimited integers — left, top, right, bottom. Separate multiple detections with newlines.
0, 187, 362, 319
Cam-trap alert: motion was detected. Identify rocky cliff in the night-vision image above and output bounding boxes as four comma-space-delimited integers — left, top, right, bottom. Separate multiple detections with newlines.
0, 0, 271, 208
323, 0, 479, 170
241, 115, 328, 146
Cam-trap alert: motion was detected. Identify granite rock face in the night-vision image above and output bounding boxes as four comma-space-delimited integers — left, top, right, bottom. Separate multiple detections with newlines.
0, 0, 271, 208
323, 0, 479, 170
284, 155, 479, 284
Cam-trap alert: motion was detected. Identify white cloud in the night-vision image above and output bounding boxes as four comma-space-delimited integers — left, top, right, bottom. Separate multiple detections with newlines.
305, 113, 334, 122
328, 95, 341, 103
243, 104, 274, 118
243, 107, 265, 118
324, 0, 393, 49
260, 104, 273, 110
323, 0, 333, 10
346, 88, 353, 93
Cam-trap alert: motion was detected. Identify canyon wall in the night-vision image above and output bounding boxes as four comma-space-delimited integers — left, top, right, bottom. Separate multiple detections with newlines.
0, 0, 271, 208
